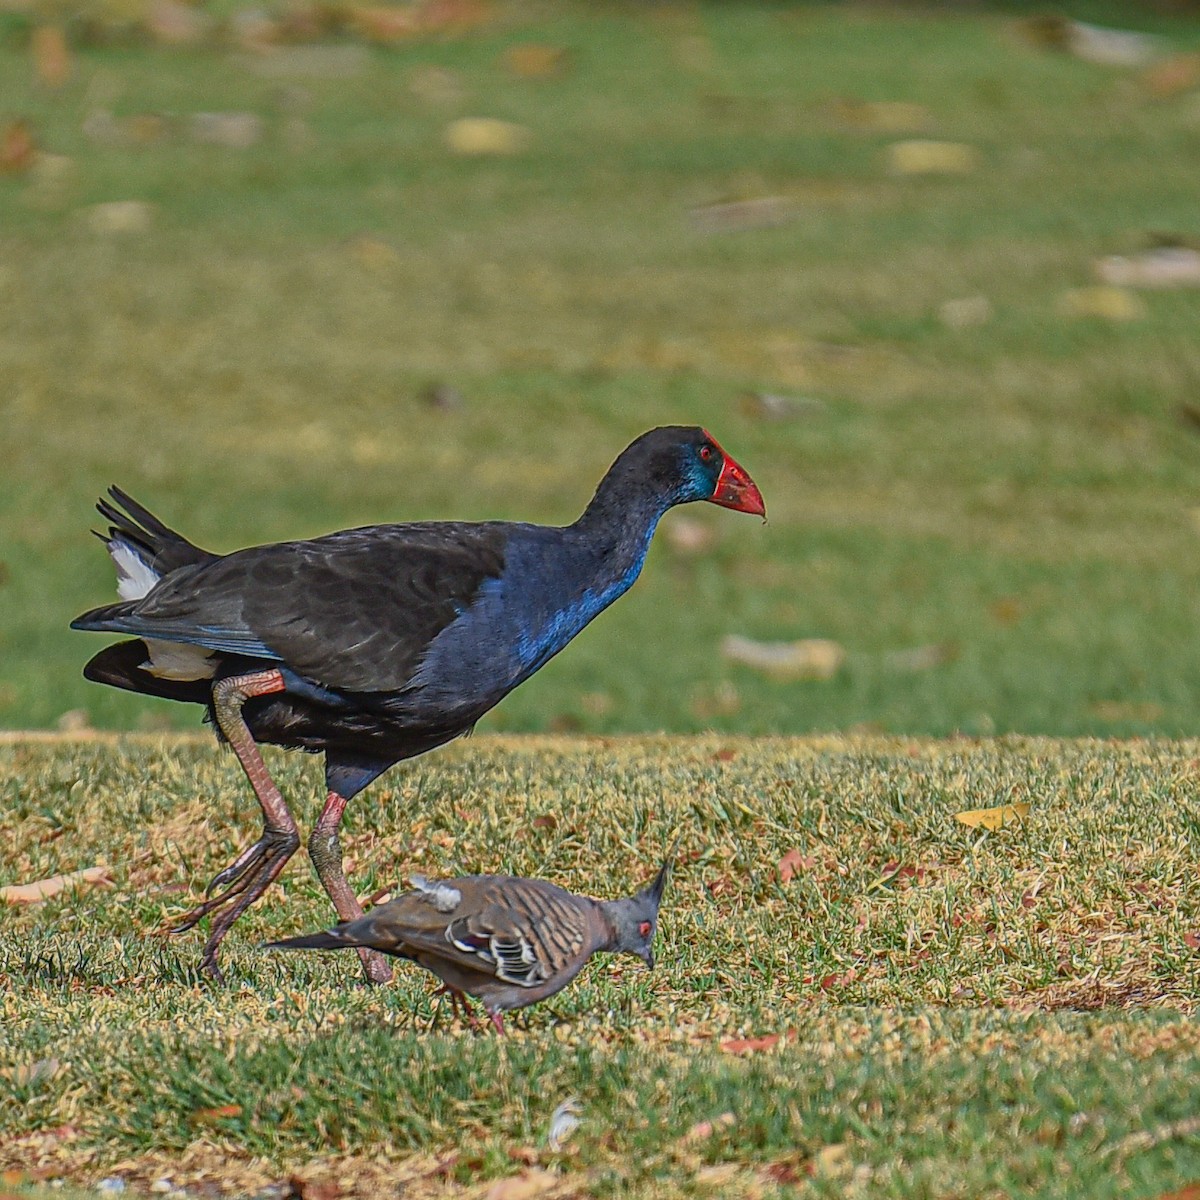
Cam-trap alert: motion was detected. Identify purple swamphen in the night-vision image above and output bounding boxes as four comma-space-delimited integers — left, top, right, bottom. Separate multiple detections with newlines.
71, 426, 764, 982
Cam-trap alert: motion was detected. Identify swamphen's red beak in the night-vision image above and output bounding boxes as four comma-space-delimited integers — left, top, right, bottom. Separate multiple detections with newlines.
707, 439, 766, 517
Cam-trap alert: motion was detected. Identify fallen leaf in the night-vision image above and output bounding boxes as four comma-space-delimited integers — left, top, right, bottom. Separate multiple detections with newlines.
683, 1112, 737, 1141
146, 0, 212, 45
1, 866, 110, 904
720, 1034, 780, 1054
759, 1156, 808, 1185
1142, 53, 1200, 98
484, 1170, 559, 1200
0, 119, 36, 174
1153, 1184, 1200, 1200
954, 802, 1031, 831
721, 634, 844, 680
504, 44, 569, 79
1058, 286, 1146, 322
346, 5, 421, 43
286, 1178, 340, 1200
189, 1105, 242, 1125
531, 814, 557, 830
506, 1147, 539, 1165
777, 849, 813, 884
887, 140, 977, 175
1096, 247, 1200, 289
32, 25, 72, 89
1183, 932, 1200, 950
444, 117, 530, 156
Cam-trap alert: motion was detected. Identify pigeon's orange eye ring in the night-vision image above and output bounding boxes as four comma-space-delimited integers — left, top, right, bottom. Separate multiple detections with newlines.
638, 920, 652, 937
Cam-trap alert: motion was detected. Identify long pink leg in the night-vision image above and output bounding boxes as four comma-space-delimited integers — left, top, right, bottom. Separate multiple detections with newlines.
308, 789, 392, 985
172, 669, 299, 980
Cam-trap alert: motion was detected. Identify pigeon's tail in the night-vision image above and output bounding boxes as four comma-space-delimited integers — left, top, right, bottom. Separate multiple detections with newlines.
264, 929, 362, 953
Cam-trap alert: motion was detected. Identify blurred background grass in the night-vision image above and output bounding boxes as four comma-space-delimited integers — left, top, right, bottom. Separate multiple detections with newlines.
2, 0, 1199, 737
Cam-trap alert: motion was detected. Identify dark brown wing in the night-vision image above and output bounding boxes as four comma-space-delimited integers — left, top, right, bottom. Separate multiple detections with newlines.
351, 876, 597, 988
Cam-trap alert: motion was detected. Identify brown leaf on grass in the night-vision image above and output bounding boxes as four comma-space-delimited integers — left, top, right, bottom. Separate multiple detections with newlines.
32, 26, 72, 89
146, 0, 213, 45
777, 848, 813, 884
484, 1170, 559, 1200
1141, 53, 1200, 98
504, 44, 570, 79
954, 802, 1030, 831
683, 1112, 737, 1141
1183, 932, 1200, 950
720, 1034, 779, 1054
287, 1178, 341, 1200
346, 5, 421, 43
818, 967, 857, 990
1, 865, 110, 904
1155, 1184, 1200, 1200
189, 1105, 242, 1125
759, 1156, 808, 1185
531, 815, 557, 830
506, 1147, 539, 1165
0, 120, 36, 174
712, 747, 736, 762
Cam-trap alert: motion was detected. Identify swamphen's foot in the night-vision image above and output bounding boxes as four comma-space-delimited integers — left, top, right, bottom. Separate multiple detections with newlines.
172, 825, 300, 980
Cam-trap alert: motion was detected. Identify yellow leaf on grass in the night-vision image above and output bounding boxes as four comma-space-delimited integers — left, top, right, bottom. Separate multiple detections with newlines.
1, 865, 111, 904
954, 802, 1030, 831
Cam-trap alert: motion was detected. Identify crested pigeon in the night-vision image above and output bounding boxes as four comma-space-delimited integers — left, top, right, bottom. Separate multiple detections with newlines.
266, 859, 672, 1032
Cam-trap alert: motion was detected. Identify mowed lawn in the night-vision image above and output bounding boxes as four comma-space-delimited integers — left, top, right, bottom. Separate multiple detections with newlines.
4, 734, 1200, 1196
1, 1, 1199, 738
5, 3, 1200, 1198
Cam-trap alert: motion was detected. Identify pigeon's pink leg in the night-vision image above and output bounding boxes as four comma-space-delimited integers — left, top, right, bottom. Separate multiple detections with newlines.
308, 789, 392, 985
172, 669, 300, 980
487, 1009, 506, 1036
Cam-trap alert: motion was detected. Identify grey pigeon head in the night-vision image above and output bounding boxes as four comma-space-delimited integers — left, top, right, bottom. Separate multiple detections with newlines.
601, 856, 672, 969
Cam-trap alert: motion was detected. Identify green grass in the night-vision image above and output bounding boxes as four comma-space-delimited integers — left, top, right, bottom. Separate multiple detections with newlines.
2, 3, 1200, 737
4, 734, 1200, 1196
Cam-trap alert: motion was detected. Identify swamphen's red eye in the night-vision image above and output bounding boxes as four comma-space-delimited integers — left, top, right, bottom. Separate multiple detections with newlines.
699, 445, 714, 462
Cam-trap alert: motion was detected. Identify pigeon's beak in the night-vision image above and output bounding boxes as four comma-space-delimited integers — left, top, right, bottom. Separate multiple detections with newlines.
640, 946, 656, 970
708, 448, 766, 518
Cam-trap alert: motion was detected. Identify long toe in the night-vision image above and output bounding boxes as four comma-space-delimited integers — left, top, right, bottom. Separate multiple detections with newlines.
172, 826, 300, 934
173, 830, 300, 977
